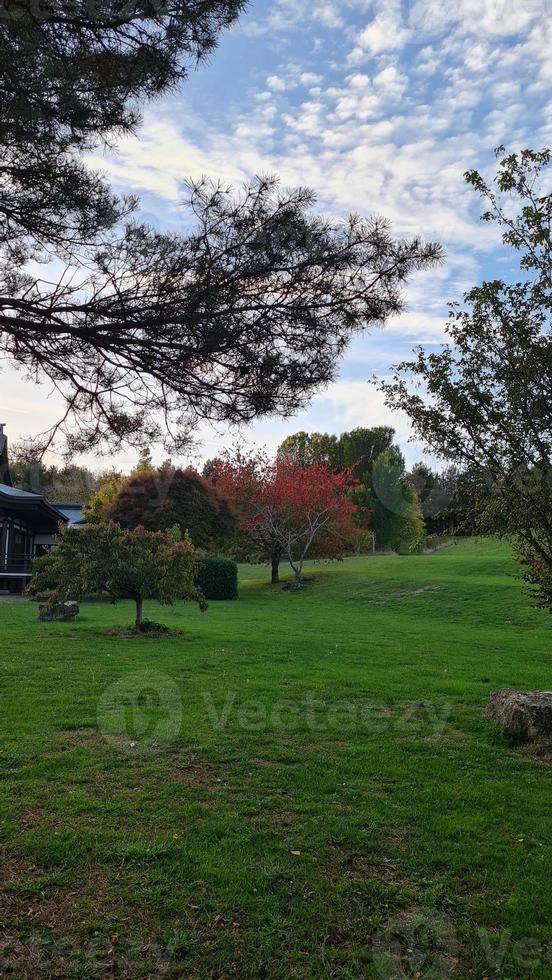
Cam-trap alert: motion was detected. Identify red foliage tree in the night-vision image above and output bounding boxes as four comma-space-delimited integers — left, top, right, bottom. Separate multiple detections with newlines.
105, 466, 238, 553
207, 450, 359, 586
206, 448, 279, 577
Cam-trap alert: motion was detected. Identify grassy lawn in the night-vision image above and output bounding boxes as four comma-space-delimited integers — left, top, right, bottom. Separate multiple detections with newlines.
1, 538, 552, 978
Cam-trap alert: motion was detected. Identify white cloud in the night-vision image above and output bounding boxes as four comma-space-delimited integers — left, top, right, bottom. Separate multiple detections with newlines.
348, 1, 411, 62
300, 71, 323, 85
312, 3, 345, 28
373, 66, 408, 98
266, 74, 289, 92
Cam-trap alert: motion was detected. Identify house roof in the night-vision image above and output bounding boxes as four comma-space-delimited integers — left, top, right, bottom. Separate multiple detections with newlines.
0, 484, 42, 500
0, 483, 70, 531
0, 429, 84, 530
51, 503, 85, 526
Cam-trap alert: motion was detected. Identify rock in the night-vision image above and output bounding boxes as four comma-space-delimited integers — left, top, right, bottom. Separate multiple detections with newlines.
486, 689, 552, 740
38, 601, 79, 622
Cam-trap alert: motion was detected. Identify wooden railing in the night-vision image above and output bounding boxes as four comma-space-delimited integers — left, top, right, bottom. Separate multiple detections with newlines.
0, 557, 33, 574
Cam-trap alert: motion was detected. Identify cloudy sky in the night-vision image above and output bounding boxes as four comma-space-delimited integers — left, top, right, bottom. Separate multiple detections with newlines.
3, 0, 551, 471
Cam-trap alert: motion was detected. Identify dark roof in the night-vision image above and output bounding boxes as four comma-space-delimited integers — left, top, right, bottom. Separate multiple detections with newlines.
51, 503, 85, 526
0, 484, 42, 500
0, 484, 70, 531
0, 430, 84, 528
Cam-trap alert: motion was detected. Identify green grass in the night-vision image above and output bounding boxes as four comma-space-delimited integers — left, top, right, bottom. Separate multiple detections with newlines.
1, 539, 552, 978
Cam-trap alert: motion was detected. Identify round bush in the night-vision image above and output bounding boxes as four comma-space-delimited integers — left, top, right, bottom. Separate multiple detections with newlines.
195, 556, 238, 600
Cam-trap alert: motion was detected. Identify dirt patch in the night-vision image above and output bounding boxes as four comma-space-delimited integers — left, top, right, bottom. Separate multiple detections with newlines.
48, 728, 142, 755
0, 856, 153, 978
0, 855, 38, 888
324, 844, 414, 888
423, 728, 466, 742
168, 752, 223, 791
53, 728, 105, 750
103, 625, 184, 639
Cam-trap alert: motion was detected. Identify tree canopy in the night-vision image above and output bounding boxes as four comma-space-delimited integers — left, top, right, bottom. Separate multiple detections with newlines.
8, 457, 99, 503
380, 147, 552, 608
206, 448, 360, 584
28, 521, 206, 630
277, 427, 425, 552
105, 465, 239, 553
1, 3, 442, 456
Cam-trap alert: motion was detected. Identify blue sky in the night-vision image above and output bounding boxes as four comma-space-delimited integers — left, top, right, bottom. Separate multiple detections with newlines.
3, 0, 551, 471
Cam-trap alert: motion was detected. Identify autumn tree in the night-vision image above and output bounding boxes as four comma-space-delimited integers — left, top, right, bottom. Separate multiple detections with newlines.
28, 522, 206, 630
0, 5, 442, 456
106, 465, 238, 553
86, 469, 125, 524
277, 427, 424, 552
205, 447, 280, 578
380, 147, 552, 608
253, 459, 359, 587
209, 450, 359, 586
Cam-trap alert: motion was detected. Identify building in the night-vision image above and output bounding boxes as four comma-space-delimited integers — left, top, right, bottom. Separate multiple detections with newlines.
0, 425, 84, 594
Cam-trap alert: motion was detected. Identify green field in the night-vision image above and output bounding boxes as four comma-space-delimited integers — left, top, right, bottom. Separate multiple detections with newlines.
1, 539, 552, 978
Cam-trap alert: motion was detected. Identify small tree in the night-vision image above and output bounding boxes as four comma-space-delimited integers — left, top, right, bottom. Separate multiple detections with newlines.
28, 523, 206, 631
380, 147, 552, 608
249, 459, 359, 587
277, 428, 425, 552
207, 451, 359, 585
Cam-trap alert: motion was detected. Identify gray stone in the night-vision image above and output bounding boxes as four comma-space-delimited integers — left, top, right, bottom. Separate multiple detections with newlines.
38, 601, 79, 622
486, 689, 552, 740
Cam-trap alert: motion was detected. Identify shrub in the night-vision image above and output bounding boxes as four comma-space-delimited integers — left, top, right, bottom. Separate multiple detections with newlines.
195, 556, 238, 600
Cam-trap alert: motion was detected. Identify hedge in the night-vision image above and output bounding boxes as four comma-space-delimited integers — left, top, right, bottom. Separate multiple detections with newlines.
195, 556, 238, 600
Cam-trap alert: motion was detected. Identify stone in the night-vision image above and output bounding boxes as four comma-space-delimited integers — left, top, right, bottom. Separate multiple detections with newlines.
486, 689, 552, 740
38, 601, 79, 622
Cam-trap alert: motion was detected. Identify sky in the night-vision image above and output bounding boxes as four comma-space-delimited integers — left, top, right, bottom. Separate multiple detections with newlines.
2, 0, 551, 473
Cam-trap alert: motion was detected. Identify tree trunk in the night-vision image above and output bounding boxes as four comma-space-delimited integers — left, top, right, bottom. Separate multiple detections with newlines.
271, 544, 282, 584
290, 563, 303, 589
135, 597, 143, 630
